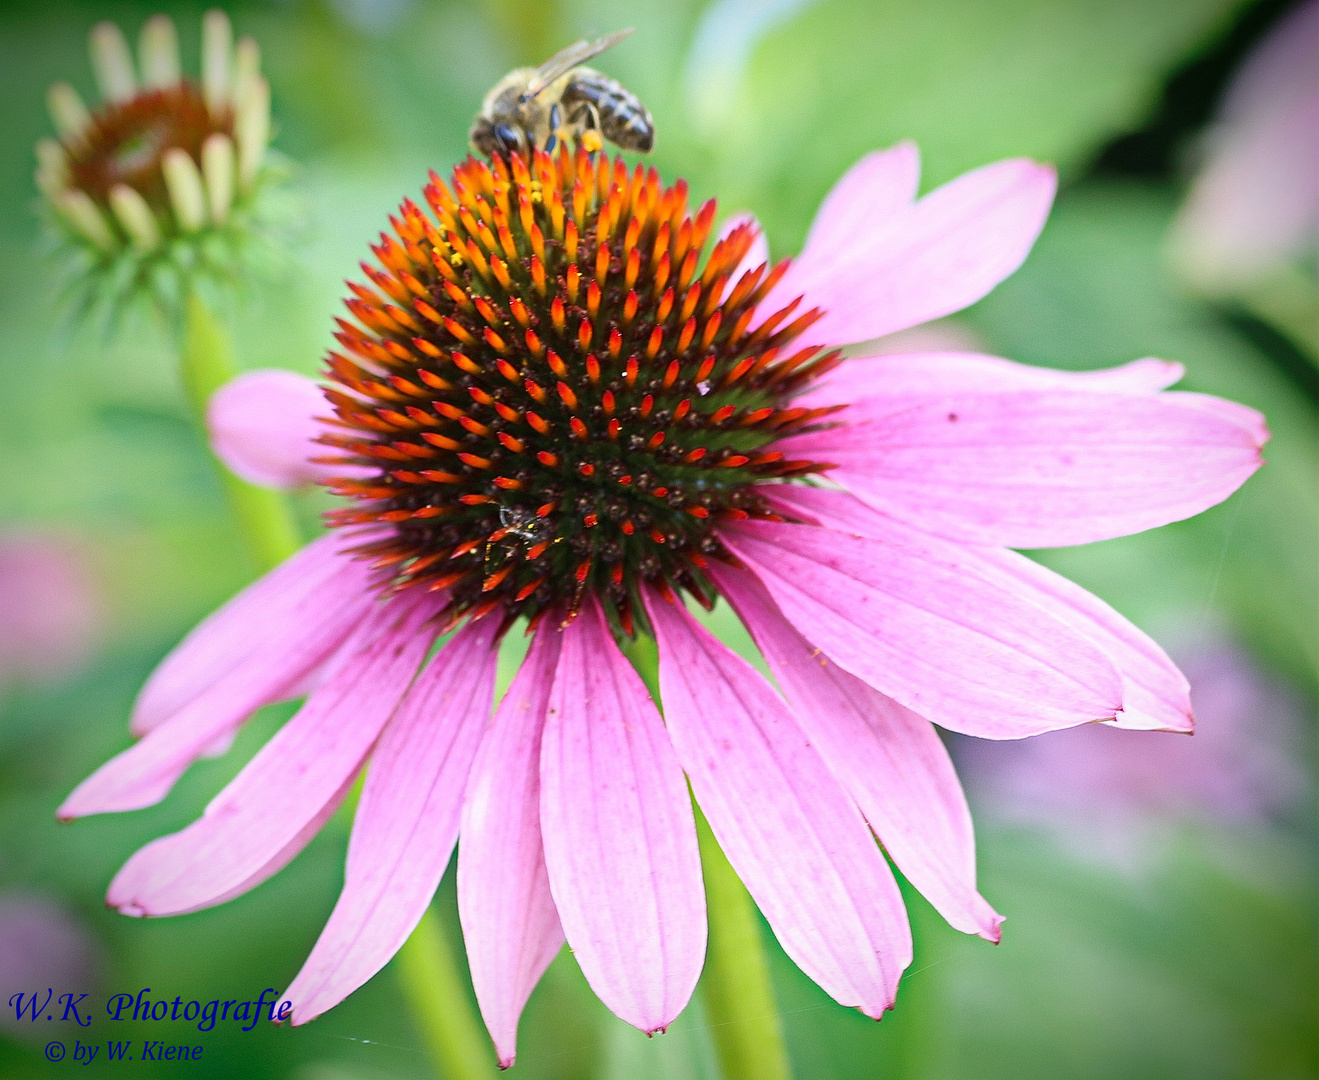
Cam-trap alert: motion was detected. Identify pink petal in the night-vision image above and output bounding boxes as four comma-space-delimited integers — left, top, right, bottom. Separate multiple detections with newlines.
716, 212, 770, 284
538, 597, 705, 1034
105, 595, 438, 917
207, 370, 334, 490
1163, 390, 1272, 447
707, 560, 1001, 941
799, 142, 921, 258
59, 539, 377, 820
763, 158, 1056, 345
798, 353, 1184, 409
285, 617, 500, 1025
981, 550, 1193, 733
767, 486, 1192, 734
644, 590, 910, 1016
720, 518, 1122, 738
458, 628, 566, 1068
783, 389, 1266, 548
131, 534, 371, 736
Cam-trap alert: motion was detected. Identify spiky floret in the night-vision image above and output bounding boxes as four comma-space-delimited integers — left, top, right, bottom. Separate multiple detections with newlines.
320, 148, 842, 631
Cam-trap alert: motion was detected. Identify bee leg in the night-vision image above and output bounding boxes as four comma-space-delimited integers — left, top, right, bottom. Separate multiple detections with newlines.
541, 102, 563, 154
492, 124, 515, 155
581, 104, 603, 154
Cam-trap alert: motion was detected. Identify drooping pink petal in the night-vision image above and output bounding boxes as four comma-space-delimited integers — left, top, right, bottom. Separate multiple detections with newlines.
131, 534, 372, 736
459, 628, 566, 1068
105, 595, 439, 917
767, 485, 1193, 735
981, 551, 1192, 733
720, 519, 1122, 738
58, 541, 379, 820
707, 561, 1001, 940
782, 389, 1266, 548
207, 370, 335, 490
538, 597, 705, 1034
798, 352, 1184, 409
716, 212, 770, 284
644, 590, 910, 1016
762, 158, 1056, 345
1162, 390, 1272, 447
285, 616, 500, 1025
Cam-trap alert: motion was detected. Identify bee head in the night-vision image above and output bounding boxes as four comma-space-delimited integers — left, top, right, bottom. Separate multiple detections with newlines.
469, 118, 528, 159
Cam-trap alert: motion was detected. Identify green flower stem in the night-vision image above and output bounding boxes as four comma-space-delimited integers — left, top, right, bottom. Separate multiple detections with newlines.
621, 632, 794, 1080
395, 906, 500, 1080
178, 292, 300, 571
695, 804, 793, 1080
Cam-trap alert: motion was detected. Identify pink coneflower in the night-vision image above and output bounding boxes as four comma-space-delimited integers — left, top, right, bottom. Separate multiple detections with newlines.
61, 141, 1266, 1065
0, 534, 102, 688
1169, 0, 1319, 290
0, 892, 103, 1038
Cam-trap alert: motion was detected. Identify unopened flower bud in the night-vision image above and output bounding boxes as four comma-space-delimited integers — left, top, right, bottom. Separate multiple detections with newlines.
36, 10, 292, 320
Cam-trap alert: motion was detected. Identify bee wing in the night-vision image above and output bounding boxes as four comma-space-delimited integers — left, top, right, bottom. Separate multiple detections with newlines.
522, 28, 634, 99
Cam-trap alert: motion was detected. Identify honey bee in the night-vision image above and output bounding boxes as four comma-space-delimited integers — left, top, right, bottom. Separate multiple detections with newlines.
469, 29, 655, 159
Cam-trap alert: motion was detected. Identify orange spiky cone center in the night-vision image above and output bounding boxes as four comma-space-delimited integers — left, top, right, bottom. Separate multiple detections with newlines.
319, 148, 841, 631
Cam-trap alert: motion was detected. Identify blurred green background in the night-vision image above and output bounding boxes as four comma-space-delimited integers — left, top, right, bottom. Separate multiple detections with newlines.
1, 0, 1315, 1077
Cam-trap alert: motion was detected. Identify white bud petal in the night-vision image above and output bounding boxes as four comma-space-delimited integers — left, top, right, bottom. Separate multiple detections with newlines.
232, 36, 262, 109
47, 83, 90, 140
236, 76, 270, 189
89, 22, 136, 104
201, 9, 233, 110
162, 148, 206, 231
36, 167, 63, 201
201, 133, 235, 225
138, 15, 180, 88
109, 183, 160, 251
36, 138, 67, 178
34, 139, 68, 199
55, 189, 115, 250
